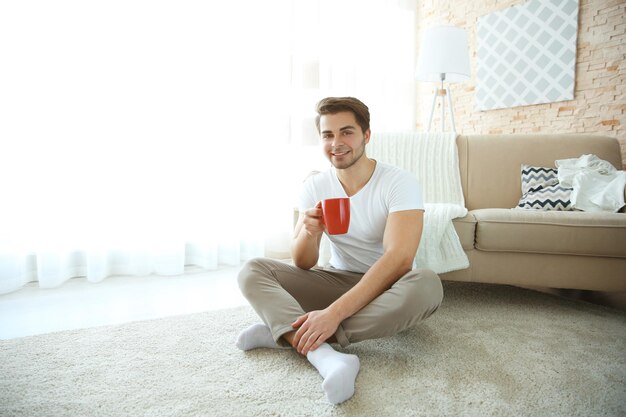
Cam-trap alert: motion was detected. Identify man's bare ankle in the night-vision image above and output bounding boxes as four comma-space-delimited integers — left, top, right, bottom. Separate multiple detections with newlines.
282, 331, 296, 348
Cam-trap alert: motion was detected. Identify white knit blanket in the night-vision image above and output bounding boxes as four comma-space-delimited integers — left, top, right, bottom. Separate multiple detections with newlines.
368, 132, 470, 273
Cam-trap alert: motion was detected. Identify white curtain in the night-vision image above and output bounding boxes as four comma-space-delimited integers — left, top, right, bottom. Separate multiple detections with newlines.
0, 0, 416, 293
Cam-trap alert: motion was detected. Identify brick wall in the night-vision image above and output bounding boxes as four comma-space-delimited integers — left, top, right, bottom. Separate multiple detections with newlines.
416, 0, 626, 166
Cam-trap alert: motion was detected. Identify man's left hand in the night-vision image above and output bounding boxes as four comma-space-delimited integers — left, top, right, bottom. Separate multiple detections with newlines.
291, 309, 341, 355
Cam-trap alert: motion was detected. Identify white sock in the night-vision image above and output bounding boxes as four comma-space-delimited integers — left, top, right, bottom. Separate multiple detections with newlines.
306, 343, 360, 404
235, 323, 287, 351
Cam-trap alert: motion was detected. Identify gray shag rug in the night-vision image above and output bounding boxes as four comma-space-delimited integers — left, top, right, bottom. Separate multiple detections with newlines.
1, 281, 625, 417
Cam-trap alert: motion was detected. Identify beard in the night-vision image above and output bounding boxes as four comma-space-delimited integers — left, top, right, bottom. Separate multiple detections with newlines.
329, 140, 366, 170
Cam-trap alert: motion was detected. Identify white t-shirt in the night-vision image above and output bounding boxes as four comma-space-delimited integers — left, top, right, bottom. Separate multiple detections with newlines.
298, 161, 424, 273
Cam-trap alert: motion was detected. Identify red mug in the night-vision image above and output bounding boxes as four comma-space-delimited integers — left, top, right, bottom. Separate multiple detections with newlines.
322, 198, 350, 235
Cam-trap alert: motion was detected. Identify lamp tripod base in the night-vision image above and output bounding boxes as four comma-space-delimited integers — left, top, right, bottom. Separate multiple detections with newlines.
426, 86, 457, 134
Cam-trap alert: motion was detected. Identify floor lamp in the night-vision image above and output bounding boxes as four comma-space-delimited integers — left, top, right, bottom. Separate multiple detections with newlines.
415, 26, 470, 134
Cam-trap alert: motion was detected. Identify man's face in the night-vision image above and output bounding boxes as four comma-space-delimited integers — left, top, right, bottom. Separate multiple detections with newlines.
319, 111, 370, 170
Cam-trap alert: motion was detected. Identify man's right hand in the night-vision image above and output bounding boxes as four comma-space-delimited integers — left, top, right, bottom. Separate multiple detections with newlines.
301, 201, 325, 238
291, 201, 325, 269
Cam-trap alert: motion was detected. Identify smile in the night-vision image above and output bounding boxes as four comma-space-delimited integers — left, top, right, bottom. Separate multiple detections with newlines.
332, 150, 350, 157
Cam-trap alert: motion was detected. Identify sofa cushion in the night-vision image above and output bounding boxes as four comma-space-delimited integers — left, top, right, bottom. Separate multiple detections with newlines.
472, 208, 626, 258
452, 213, 476, 251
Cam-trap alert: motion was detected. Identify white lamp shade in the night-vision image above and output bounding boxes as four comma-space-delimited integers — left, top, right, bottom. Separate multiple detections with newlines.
415, 26, 470, 83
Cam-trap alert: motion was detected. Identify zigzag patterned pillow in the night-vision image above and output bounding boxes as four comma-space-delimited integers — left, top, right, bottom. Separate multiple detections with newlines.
517, 165, 574, 211
520, 165, 559, 194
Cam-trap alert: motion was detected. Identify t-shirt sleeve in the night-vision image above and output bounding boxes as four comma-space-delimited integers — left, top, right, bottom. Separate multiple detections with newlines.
388, 170, 424, 213
298, 177, 317, 212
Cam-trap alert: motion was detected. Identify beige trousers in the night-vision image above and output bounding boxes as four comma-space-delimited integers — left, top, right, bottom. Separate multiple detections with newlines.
237, 258, 443, 348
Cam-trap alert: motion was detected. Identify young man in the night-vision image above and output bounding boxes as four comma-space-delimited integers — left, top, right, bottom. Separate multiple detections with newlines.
236, 97, 443, 404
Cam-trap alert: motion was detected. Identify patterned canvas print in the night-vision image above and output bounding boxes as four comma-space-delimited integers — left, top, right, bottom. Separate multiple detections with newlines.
475, 0, 579, 111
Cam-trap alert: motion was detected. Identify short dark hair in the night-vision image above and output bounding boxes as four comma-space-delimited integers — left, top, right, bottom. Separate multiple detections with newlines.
315, 97, 370, 133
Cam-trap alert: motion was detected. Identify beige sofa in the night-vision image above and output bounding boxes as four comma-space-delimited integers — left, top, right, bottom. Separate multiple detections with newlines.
441, 134, 626, 293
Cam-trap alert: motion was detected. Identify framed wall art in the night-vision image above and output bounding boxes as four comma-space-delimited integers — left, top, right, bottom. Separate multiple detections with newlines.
475, 0, 579, 111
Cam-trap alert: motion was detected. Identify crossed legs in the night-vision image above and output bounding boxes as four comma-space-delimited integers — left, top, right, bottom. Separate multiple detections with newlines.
236, 257, 443, 404
236, 323, 360, 404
